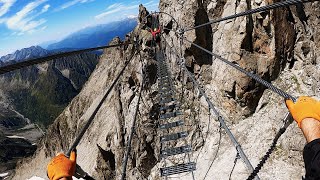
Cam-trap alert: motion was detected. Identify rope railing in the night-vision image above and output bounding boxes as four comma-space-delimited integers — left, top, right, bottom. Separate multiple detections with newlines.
182, 37, 296, 101
183, 0, 319, 33
66, 47, 139, 156
161, 36, 260, 180
120, 58, 144, 180
0, 42, 131, 75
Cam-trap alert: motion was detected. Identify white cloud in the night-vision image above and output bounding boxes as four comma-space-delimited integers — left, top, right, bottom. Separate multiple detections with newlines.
40, 25, 47, 30
144, 1, 155, 6
0, 0, 16, 17
58, 0, 94, 11
5, 0, 48, 33
0, 17, 6, 23
95, 3, 138, 20
126, 14, 138, 19
41, 4, 50, 13
106, 3, 122, 10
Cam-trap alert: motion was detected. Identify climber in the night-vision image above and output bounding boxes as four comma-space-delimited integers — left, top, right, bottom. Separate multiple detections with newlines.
151, 27, 161, 46
47, 150, 76, 180
150, 14, 161, 47
286, 96, 320, 179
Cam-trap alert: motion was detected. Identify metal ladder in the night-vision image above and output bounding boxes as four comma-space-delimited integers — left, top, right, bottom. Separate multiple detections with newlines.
156, 51, 196, 177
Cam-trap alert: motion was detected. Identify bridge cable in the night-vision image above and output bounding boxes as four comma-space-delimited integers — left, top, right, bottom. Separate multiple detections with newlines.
161, 1, 311, 177
183, 0, 318, 33
66, 42, 139, 156
0, 42, 131, 75
120, 52, 145, 180
182, 37, 295, 101
229, 152, 241, 180
177, 36, 298, 180
178, 35, 295, 179
162, 34, 260, 179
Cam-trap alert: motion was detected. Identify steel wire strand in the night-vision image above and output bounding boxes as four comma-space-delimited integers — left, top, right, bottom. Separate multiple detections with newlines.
178, 37, 296, 178
183, 0, 318, 32
202, 124, 222, 180
0, 42, 131, 75
162, 13, 297, 180
182, 37, 296, 101
162, 37, 258, 179
184, 67, 259, 180
65, 33, 150, 156
121, 62, 145, 180
66, 48, 139, 156
229, 153, 241, 180
247, 113, 293, 180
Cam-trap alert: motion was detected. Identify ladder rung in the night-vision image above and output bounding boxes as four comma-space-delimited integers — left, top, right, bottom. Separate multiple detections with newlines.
159, 93, 175, 98
160, 96, 175, 100
159, 89, 174, 94
160, 98, 176, 105
160, 162, 196, 176
161, 145, 192, 158
158, 70, 168, 73
160, 131, 188, 142
158, 68, 168, 71
159, 80, 172, 84
159, 82, 170, 86
160, 95, 174, 101
160, 104, 179, 111
158, 76, 169, 79
159, 85, 173, 89
159, 120, 184, 129
160, 111, 182, 119
159, 78, 170, 83
159, 84, 173, 88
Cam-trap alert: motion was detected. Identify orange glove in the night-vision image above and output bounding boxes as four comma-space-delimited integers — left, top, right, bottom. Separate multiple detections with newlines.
47, 151, 76, 180
286, 96, 320, 128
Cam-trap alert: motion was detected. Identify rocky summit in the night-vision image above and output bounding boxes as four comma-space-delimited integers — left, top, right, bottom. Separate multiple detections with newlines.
12, 1, 320, 180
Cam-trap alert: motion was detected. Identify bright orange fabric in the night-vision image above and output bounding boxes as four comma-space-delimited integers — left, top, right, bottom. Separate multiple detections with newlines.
286, 96, 320, 128
47, 151, 76, 180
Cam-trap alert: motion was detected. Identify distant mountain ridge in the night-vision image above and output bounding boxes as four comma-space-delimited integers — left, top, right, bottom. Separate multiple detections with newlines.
0, 46, 99, 127
0, 45, 99, 174
0, 46, 49, 63
47, 18, 137, 50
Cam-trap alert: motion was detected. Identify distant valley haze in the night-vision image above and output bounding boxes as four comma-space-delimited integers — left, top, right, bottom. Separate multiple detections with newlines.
0, 0, 159, 56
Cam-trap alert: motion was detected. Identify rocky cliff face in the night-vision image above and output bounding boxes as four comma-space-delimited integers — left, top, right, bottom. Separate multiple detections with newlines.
13, 1, 320, 180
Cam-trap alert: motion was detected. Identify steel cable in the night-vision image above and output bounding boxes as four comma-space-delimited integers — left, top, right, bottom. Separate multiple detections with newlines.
183, 0, 318, 32
0, 42, 131, 75
121, 58, 145, 180
182, 37, 296, 101
162, 36, 259, 179
66, 47, 139, 156
181, 36, 296, 179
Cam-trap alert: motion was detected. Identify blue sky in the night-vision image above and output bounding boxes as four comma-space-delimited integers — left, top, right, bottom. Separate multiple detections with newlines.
0, 0, 159, 56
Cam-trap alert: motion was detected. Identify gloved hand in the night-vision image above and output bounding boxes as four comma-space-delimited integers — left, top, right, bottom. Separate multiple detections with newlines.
47, 151, 76, 180
286, 96, 320, 128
